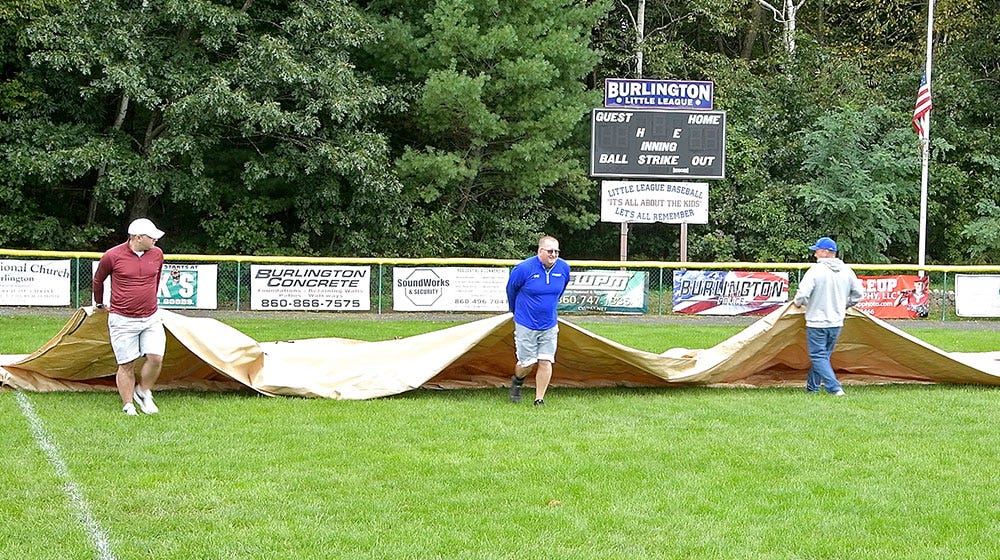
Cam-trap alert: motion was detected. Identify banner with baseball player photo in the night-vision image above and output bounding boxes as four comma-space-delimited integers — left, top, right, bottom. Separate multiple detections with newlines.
855, 275, 929, 319
672, 270, 789, 316
91, 261, 219, 309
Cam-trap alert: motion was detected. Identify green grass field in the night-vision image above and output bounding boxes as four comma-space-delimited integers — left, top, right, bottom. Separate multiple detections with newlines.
2, 314, 999, 560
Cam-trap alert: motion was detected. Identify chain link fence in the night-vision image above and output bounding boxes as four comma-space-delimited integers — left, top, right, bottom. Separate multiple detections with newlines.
2, 251, 996, 320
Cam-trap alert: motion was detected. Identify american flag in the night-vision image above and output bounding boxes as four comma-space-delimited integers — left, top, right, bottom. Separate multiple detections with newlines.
912, 73, 932, 140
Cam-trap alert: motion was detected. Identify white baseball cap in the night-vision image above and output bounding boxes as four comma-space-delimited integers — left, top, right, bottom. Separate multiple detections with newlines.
127, 218, 165, 239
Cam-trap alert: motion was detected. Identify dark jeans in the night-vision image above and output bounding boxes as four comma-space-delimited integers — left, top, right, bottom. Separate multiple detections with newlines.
806, 326, 843, 394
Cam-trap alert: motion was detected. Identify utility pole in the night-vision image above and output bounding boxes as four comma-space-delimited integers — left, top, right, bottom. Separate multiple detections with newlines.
620, 0, 646, 262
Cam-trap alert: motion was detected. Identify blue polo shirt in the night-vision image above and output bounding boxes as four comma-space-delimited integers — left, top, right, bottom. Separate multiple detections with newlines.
506, 256, 570, 330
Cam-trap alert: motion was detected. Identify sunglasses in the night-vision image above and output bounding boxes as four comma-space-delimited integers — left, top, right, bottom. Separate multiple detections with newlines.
540, 248, 560, 255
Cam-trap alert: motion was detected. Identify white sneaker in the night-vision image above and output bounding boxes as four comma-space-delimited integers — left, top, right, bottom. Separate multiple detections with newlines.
133, 388, 159, 414
123, 402, 138, 416
833, 389, 846, 397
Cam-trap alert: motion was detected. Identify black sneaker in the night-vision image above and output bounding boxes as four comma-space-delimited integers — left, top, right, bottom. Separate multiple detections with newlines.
509, 375, 524, 403
534, 399, 544, 406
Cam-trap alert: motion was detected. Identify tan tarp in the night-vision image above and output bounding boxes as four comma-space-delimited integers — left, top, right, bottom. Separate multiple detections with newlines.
2, 304, 999, 399
1, 308, 263, 394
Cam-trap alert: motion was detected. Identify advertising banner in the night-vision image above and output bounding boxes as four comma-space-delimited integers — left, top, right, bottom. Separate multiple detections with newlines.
393, 267, 509, 312
601, 180, 708, 224
855, 275, 929, 319
158, 264, 218, 309
558, 270, 647, 314
955, 274, 1000, 317
92, 262, 220, 309
0, 259, 71, 306
250, 265, 370, 311
672, 270, 788, 315
604, 78, 714, 110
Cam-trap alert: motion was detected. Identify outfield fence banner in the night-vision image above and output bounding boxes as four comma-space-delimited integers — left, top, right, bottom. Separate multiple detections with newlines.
0, 259, 71, 306
392, 266, 509, 312
4, 250, 998, 318
559, 270, 647, 314
91, 262, 220, 309
600, 180, 709, 224
672, 270, 788, 315
160, 263, 219, 309
856, 275, 929, 319
250, 265, 370, 311
955, 274, 1000, 317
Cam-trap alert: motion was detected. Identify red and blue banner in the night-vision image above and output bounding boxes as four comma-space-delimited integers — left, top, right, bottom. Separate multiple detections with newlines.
672, 270, 789, 315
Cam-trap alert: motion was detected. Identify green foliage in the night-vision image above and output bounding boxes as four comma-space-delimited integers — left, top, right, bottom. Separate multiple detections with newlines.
796, 105, 919, 263
0, 0, 997, 263
361, 0, 609, 257
961, 200, 1000, 263
1, 0, 399, 254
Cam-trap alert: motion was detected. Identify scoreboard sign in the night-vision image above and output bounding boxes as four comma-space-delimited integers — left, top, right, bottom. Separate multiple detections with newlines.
590, 108, 726, 179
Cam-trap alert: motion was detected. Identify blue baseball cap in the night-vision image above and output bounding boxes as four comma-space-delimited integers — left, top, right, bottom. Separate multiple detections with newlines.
809, 237, 837, 252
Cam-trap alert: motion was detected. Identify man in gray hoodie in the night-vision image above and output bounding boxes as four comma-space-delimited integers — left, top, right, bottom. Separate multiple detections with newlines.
792, 237, 864, 396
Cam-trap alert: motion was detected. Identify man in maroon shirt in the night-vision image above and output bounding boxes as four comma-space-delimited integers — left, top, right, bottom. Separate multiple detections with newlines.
93, 218, 170, 416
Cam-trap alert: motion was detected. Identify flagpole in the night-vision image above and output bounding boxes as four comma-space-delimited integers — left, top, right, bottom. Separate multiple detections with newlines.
917, 0, 935, 276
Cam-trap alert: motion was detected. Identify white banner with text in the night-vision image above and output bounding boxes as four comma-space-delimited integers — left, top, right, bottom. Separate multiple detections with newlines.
600, 180, 709, 223
251, 265, 370, 311
392, 267, 509, 312
955, 274, 1000, 317
0, 259, 71, 306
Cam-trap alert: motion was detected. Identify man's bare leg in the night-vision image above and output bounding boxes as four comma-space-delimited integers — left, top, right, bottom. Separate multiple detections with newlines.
137, 354, 163, 392
533, 360, 552, 402
116, 361, 137, 405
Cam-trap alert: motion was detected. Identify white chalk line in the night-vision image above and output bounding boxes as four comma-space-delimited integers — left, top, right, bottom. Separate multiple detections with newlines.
15, 391, 117, 560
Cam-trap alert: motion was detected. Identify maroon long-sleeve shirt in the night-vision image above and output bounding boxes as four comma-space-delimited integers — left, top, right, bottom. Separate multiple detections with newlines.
93, 242, 163, 318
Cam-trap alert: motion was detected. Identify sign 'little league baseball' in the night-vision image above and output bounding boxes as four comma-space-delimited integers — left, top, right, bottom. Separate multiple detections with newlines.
601, 180, 708, 224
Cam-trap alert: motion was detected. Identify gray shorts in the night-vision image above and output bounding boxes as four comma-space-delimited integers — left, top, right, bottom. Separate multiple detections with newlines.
107, 312, 166, 364
514, 323, 559, 368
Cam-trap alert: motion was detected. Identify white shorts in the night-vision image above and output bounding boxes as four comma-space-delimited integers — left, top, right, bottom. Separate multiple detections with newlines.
514, 323, 559, 368
107, 312, 166, 365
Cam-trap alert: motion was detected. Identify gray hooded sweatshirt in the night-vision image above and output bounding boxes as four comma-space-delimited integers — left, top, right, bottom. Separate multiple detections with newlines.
793, 258, 864, 328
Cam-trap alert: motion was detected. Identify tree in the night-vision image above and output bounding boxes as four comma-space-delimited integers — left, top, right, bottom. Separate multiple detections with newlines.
756, 0, 805, 56
0, 0, 400, 254
358, 0, 609, 257
2, 0, 997, 264
796, 105, 919, 263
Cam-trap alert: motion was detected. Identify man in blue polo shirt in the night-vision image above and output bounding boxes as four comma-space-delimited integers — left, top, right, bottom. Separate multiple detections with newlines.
505, 235, 571, 406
